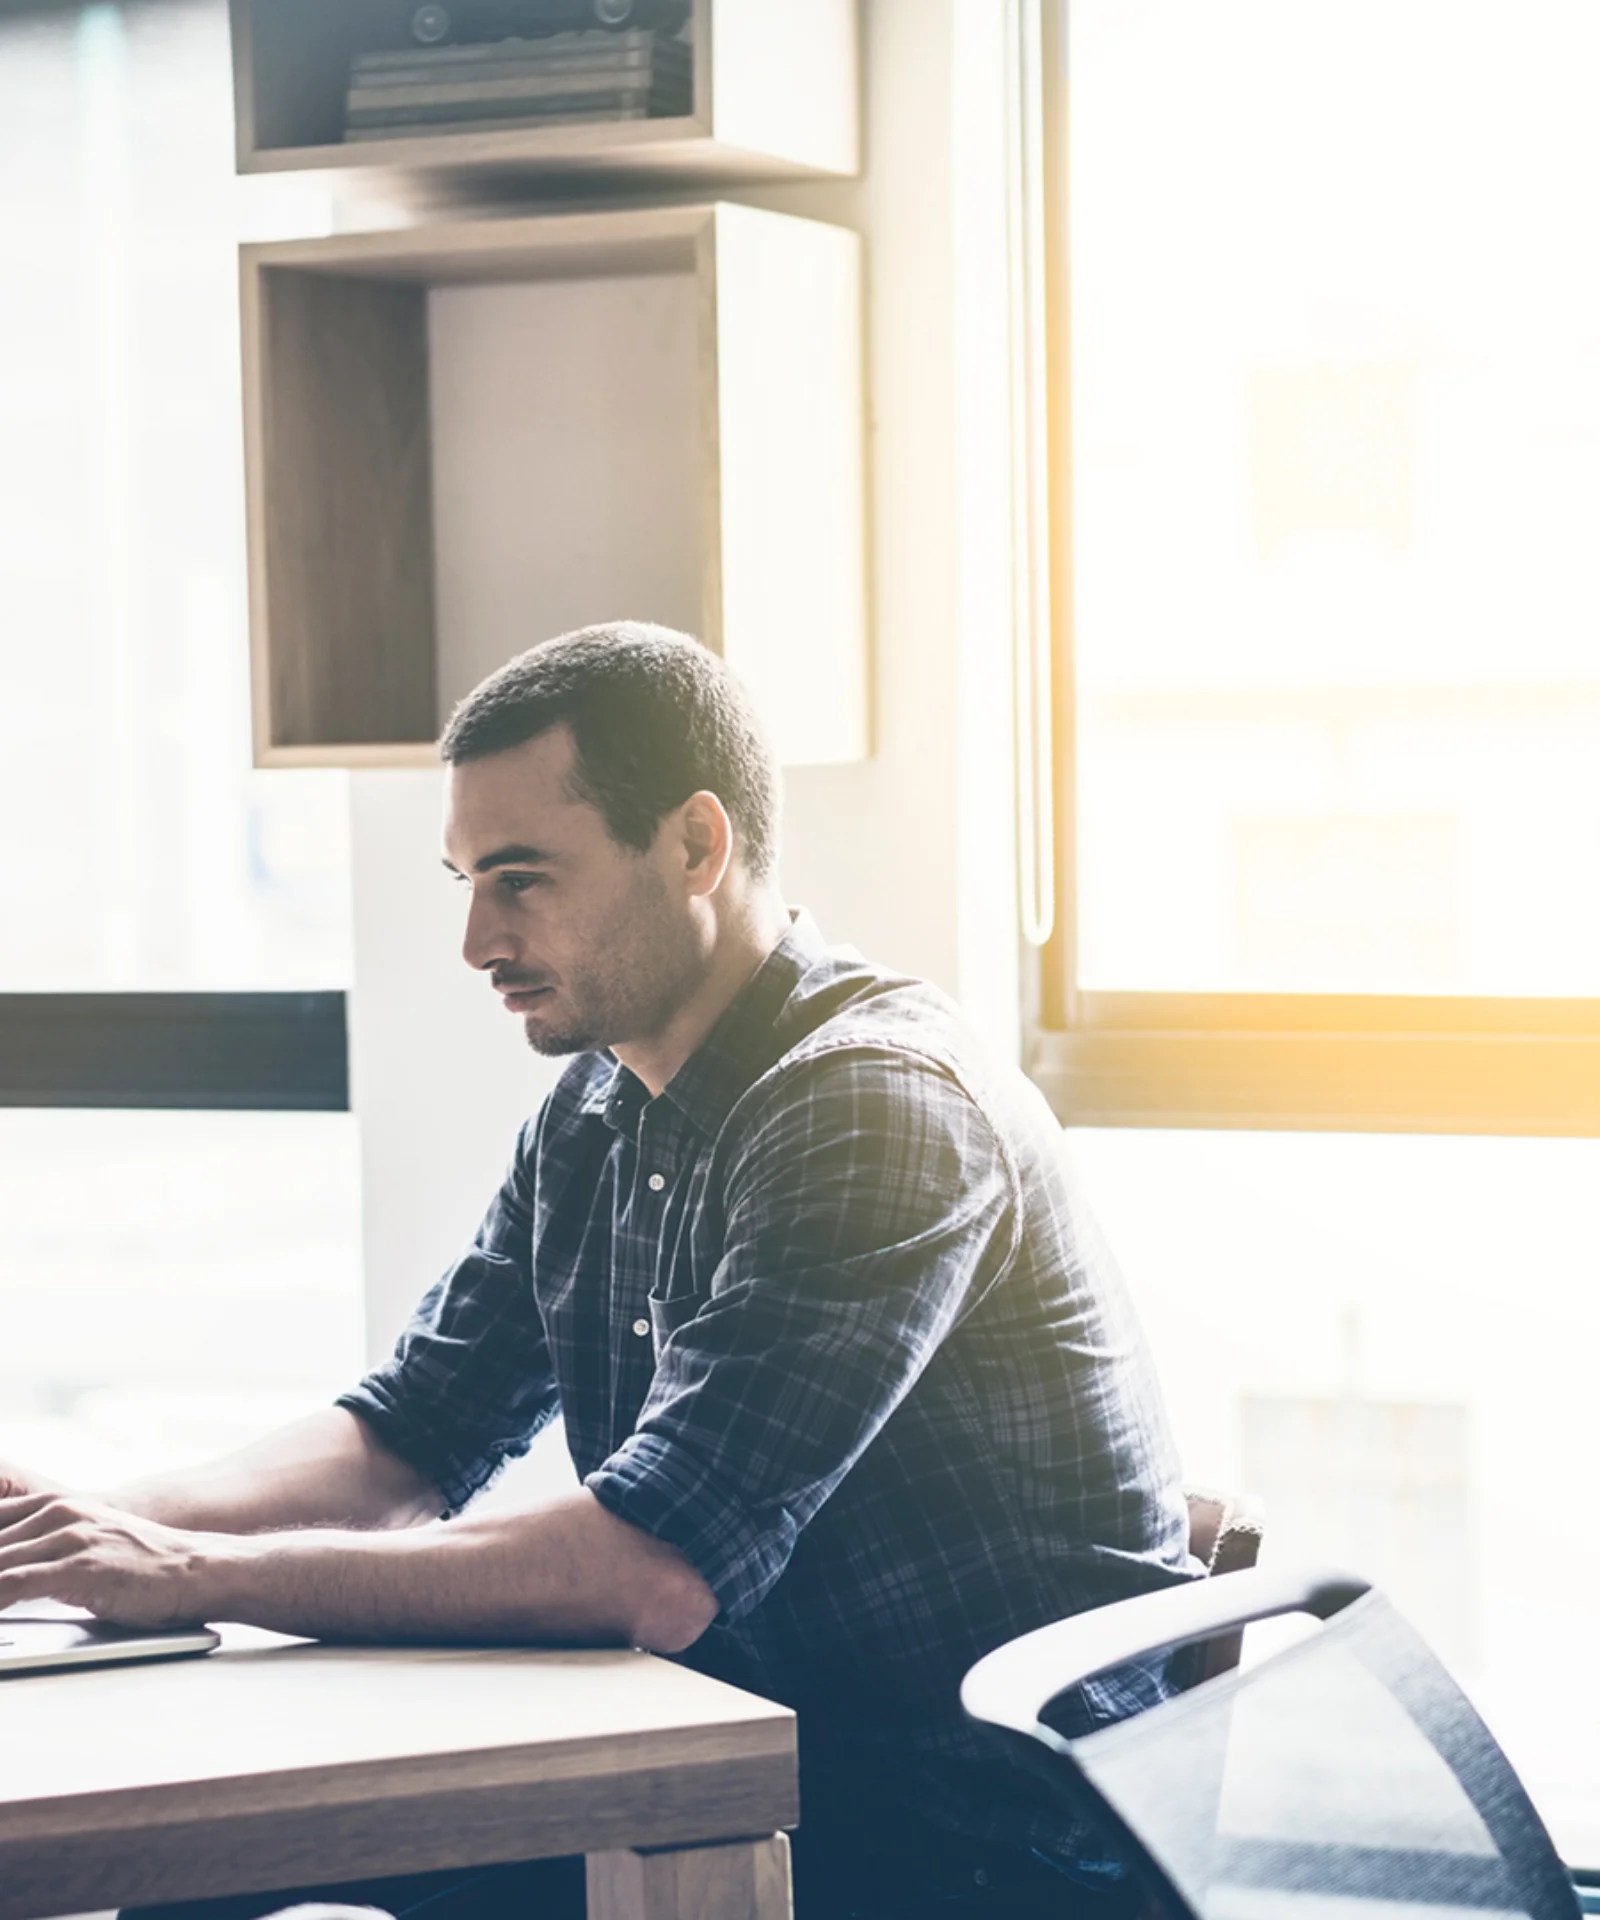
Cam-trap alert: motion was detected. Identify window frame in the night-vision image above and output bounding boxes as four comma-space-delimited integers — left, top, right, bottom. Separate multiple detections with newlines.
0, 992, 348, 1110
1021, 0, 1600, 1137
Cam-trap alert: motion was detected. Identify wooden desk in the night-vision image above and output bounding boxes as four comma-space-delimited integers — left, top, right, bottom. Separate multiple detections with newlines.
0, 1629, 797, 1920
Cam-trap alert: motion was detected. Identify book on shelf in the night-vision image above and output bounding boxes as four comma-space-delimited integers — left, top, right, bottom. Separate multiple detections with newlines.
349, 69, 683, 113
345, 103, 668, 139
350, 27, 686, 74
344, 27, 692, 141
347, 84, 691, 131
348, 99, 687, 136
351, 53, 685, 95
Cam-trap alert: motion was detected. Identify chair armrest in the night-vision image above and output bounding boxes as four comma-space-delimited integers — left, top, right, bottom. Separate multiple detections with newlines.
961, 1565, 1371, 1753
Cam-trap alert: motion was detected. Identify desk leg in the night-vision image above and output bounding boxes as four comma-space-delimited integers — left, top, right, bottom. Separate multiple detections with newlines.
586, 1833, 792, 1920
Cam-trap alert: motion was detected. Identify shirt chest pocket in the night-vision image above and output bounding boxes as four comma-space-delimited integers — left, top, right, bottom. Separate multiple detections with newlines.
646, 1285, 708, 1361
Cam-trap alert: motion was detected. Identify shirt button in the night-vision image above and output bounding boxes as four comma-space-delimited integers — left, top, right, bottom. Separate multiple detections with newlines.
647, 1173, 666, 1192
632, 1318, 650, 1338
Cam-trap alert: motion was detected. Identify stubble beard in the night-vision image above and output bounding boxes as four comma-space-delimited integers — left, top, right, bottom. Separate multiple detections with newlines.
519, 946, 699, 1061
511, 867, 707, 1061
522, 1010, 599, 1057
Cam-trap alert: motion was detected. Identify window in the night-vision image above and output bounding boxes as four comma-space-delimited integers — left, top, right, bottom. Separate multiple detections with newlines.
0, 0, 349, 997
1028, 0, 1600, 1859
1029, 0, 1600, 1132
0, 0, 359, 1480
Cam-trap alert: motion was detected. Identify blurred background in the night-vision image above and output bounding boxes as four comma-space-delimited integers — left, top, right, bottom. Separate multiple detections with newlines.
1, 0, 1597, 1863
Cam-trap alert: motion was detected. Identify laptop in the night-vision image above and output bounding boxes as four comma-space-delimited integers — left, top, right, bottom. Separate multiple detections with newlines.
0, 1606, 219, 1678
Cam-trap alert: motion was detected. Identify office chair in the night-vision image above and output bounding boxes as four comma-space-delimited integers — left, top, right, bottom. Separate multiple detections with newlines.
1183, 1486, 1264, 1685
1183, 1487, 1264, 1580
963, 1565, 1581, 1920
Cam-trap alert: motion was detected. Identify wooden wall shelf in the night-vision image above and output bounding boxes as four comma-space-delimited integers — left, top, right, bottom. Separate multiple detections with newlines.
240, 202, 867, 769
230, 0, 858, 185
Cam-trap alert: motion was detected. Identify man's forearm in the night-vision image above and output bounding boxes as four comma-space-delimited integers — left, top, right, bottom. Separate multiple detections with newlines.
0, 1437, 716, 1655
111, 1408, 441, 1535
191, 1489, 716, 1654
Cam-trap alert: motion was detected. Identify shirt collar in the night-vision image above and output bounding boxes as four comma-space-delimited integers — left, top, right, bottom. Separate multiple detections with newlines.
658, 908, 830, 1133
586, 910, 829, 1136
575, 1053, 629, 1123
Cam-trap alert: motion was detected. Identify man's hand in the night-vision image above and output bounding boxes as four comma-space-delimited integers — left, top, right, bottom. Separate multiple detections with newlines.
0, 1491, 214, 1627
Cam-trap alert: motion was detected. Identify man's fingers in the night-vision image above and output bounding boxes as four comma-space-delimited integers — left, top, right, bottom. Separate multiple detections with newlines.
0, 1527, 80, 1576
0, 1492, 69, 1529
0, 1564, 82, 1611
0, 1498, 205, 1629
0, 1495, 76, 1542
0, 1498, 92, 1581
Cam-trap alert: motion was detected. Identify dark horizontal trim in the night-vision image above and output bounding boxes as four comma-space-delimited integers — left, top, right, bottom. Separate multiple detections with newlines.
1027, 1026, 1600, 1137
0, 993, 348, 1111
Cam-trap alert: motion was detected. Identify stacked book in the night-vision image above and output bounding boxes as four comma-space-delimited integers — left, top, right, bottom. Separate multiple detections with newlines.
344, 28, 692, 141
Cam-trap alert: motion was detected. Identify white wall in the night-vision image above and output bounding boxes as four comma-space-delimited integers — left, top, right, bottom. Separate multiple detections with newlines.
348, 768, 562, 1358
349, 0, 1022, 1359
748, 0, 1020, 1038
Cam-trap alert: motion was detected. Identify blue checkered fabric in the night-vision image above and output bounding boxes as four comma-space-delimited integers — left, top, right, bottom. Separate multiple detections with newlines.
340, 913, 1199, 1863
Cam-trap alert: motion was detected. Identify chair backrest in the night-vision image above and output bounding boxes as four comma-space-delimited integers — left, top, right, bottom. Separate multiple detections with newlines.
1185, 1486, 1265, 1578
1184, 1486, 1265, 1684
963, 1566, 1579, 1920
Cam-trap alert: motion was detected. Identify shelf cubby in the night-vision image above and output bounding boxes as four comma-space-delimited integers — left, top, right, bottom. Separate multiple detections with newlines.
241, 201, 867, 768
230, 0, 858, 186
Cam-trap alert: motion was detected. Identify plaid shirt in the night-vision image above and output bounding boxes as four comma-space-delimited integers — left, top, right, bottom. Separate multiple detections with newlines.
341, 913, 1197, 1866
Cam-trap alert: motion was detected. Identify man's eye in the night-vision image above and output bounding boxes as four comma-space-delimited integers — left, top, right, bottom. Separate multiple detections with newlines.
501, 873, 547, 893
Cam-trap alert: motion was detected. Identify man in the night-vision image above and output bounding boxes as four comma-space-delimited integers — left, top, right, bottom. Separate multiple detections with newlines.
0, 624, 1197, 1919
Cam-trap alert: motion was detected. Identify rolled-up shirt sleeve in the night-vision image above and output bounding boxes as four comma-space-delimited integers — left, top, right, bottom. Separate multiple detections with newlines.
584, 1045, 1020, 1620
338, 1116, 560, 1514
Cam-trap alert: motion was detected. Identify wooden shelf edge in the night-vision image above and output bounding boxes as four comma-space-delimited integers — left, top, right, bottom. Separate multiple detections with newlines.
236, 128, 853, 184
257, 743, 442, 771
241, 114, 697, 172
240, 203, 716, 274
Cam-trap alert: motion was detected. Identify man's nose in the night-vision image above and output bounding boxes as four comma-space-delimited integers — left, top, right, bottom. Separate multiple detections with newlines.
461, 889, 517, 972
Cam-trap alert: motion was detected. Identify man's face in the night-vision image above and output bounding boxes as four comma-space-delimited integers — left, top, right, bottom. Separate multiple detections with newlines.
443, 727, 706, 1057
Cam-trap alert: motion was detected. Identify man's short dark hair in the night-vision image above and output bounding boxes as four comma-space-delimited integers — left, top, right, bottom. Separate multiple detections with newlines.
439, 622, 781, 880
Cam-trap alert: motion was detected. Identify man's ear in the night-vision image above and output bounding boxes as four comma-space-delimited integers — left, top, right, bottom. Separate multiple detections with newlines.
678, 790, 734, 896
